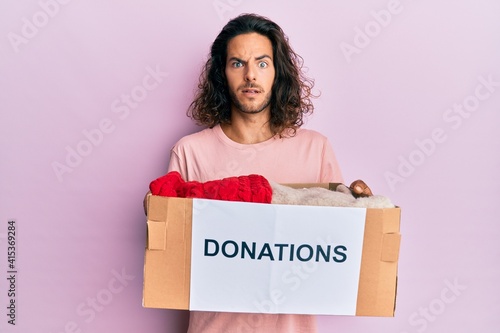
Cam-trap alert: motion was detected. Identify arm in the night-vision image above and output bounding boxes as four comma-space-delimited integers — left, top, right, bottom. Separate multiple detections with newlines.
143, 191, 151, 216
144, 148, 185, 215
320, 138, 344, 183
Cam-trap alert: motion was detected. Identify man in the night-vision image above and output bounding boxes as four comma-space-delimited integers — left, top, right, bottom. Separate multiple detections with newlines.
167, 13, 343, 333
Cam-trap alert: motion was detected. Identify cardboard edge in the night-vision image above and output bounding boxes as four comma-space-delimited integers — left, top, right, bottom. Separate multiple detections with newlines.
184, 199, 193, 308
356, 207, 401, 316
142, 196, 193, 310
281, 183, 338, 190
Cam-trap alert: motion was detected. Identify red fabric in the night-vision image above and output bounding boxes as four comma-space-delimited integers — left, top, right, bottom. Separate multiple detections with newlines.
149, 171, 272, 204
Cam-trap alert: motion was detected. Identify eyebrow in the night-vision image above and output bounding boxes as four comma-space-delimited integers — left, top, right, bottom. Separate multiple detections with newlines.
256, 55, 272, 61
227, 55, 273, 63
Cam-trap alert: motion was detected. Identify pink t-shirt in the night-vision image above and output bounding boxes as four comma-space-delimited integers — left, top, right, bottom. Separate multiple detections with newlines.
168, 125, 343, 184
167, 124, 344, 333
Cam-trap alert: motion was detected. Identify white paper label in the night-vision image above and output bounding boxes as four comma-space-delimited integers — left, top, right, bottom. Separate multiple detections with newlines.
190, 199, 366, 315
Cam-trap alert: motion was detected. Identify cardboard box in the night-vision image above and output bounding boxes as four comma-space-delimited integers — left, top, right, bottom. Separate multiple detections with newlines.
143, 184, 401, 316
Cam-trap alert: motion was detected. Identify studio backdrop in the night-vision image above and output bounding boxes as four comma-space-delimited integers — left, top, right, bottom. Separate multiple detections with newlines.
1, 1, 499, 332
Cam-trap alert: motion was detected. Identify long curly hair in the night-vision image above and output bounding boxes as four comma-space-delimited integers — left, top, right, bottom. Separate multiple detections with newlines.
188, 13, 315, 136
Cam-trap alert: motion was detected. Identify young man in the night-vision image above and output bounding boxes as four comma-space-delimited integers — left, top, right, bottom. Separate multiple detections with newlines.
167, 13, 343, 333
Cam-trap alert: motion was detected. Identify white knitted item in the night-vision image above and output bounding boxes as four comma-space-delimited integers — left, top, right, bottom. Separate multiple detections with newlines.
270, 182, 394, 209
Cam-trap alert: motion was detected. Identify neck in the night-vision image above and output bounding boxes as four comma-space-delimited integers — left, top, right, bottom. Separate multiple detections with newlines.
221, 109, 274, 144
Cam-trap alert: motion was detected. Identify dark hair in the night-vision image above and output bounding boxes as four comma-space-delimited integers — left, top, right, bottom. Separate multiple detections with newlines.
188, 13, 315, 136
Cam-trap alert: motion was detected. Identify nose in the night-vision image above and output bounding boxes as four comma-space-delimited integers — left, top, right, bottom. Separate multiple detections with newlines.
244, 65, 256, 82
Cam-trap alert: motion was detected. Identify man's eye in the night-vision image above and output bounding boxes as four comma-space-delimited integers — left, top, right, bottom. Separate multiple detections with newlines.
232, 62, 243, 68
258, 62, 268, 68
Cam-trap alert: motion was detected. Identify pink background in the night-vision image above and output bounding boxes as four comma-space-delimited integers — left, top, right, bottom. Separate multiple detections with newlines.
1, 1, 499, 332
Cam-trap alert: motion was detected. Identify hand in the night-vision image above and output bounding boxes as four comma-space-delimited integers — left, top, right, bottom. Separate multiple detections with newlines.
349, 180, 373, 198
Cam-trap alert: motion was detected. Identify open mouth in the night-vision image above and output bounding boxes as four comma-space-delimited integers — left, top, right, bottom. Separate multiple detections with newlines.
241, 88, 261, 94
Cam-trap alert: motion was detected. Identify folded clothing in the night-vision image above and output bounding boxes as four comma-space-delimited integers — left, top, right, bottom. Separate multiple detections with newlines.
149, 171, 272, 204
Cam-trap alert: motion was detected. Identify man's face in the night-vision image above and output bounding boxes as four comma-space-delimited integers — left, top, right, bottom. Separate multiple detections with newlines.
225, 32, 275, 115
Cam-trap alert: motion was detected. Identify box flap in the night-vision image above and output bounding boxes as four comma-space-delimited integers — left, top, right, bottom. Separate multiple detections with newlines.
143, 196, 193, 309
356, 207, 401, 316
381, 233, 401, 262
147, 220, 167, 250
282, 183, 342, 190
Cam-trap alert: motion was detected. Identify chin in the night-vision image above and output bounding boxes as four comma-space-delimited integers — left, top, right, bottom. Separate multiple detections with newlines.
234, 100, 271, 114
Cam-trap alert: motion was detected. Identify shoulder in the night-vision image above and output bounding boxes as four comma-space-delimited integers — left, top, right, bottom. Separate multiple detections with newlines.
286, 128, 329, 144
295, 127, 328, 138
173, 126, 219, 149
273, 128, 333, 156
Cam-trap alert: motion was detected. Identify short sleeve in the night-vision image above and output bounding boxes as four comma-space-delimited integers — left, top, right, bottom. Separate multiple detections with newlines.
167, 147, 187, 178
321, 139, 344, 183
